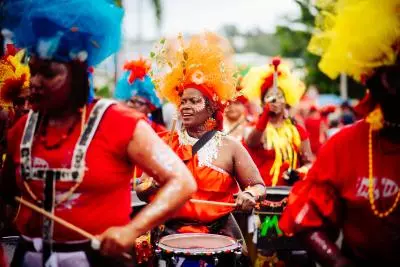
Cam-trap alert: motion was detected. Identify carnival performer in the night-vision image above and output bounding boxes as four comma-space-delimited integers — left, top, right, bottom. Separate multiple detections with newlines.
0, 1, 196, 266
279, 0, 400, 266
243, 58, 313, 187
114, 58, 166, 133
223, 77, 253, 141
150, 32, 266, 240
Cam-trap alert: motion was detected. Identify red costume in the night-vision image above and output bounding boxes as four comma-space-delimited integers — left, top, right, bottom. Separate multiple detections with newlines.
304, 115, 324, 155
279, 119, 400, 264
7, 101, 144, 241
244, 124, 309, 186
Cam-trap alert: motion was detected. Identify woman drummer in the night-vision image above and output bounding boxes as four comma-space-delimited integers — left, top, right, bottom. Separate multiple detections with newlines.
0, 1, 196, 266
150, 33, 266, 260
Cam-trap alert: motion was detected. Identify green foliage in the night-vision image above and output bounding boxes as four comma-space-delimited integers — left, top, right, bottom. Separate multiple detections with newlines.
243, 31, 280, 56
96, 85, 112, 98
274, 0, 364, 97
151, 0, 162, 27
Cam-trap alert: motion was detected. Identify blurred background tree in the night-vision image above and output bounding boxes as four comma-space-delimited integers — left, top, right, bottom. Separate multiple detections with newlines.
274, 0, 364, 98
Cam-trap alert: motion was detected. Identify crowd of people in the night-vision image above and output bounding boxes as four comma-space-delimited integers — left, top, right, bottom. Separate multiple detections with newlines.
0, 0, 399, 266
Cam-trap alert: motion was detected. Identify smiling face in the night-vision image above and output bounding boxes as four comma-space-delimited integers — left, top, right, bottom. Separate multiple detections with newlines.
179, 88, 214, 129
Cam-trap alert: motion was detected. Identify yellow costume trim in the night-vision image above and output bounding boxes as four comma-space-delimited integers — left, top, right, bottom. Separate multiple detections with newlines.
264, 119, 301, 186
308, 0, 400, 81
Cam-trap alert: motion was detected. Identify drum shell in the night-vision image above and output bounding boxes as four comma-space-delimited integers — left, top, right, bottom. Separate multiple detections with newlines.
255, 187, 304, 251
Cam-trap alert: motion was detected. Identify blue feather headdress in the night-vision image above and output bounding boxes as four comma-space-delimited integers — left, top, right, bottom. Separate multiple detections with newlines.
4, 0, 123, 66
114, 58, 161, 110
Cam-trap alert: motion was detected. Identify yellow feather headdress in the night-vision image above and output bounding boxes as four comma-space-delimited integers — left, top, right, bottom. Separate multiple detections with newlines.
308, 0, 400, 82
241, 58, 305, 107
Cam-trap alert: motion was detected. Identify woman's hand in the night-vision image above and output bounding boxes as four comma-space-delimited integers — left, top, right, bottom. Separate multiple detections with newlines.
98, 225, 137, 258
235, 191, 257, 211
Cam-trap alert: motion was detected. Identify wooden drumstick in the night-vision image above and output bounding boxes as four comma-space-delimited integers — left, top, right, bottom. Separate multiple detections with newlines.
15, 197, 132, 260
190, 199, 237, 207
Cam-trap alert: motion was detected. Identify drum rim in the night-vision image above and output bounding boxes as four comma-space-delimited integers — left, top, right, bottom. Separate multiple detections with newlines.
265, 186, 291, 195
158, 233, 241, 255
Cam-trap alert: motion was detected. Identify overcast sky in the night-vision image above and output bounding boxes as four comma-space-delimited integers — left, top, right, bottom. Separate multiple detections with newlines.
123, 0, 299, 40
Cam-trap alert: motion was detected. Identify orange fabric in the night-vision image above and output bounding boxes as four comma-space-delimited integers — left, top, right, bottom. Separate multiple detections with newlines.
177, 225, 210, 234
160, 132, 239, 224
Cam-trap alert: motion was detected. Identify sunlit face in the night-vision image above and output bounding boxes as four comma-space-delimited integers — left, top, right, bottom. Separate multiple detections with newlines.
225, 101, 245, 121
29, 56, 72, 112
179, 88, 213, 128
264, 88, 286, 115
126, 95, 152, 115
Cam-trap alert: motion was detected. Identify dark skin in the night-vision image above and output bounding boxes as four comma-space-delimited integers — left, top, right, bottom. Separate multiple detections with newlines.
225, 101, 246, 122
179, 88, 266, 209
125, 95, 152, 115
246, 89, 313, 175
1, 56, 197, 259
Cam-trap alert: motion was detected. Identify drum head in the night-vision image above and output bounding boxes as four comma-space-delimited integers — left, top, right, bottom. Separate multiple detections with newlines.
158, 233, 240, 255
265, 186, 291, 195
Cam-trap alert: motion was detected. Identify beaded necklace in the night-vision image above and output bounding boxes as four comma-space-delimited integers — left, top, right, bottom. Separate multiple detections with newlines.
366, 107, 400, 218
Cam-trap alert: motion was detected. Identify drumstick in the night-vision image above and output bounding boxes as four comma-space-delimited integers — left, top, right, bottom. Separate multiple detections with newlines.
190, 199, 237, 207
15, 197, 132, 260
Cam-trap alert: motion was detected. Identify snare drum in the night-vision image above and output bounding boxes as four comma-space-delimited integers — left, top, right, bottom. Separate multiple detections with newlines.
254, 186, 302, 250
156, 233, 241, 267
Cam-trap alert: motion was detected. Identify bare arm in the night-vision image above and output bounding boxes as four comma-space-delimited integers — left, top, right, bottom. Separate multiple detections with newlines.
246, 128, 264, 148
231, 139, 266, 199
99, 121, 196, 256
127, 121, 196, 233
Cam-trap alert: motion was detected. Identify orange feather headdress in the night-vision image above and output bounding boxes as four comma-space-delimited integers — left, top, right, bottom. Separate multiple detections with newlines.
150, 32, 239, 109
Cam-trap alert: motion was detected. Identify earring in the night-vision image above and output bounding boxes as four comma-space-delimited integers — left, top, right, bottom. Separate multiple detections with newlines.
204, 117, 217, 130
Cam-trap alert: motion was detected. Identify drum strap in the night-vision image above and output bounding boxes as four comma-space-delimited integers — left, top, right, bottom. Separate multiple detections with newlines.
191, 130, 217, 156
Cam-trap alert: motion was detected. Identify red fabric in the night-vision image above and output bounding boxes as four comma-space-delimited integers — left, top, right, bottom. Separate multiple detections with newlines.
7, 101, 145, 241
160, 132, 239, 225
0, 247, 6, 267
304, 117, 323, 155
255, 106, 270, 131
244, 124, 308, 186
279, 120, 400, 262
150, 120, 166, 133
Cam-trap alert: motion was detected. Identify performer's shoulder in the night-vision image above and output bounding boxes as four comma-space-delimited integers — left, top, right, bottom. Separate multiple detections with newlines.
104, 102, 146, 122
326, 119, 368, 144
